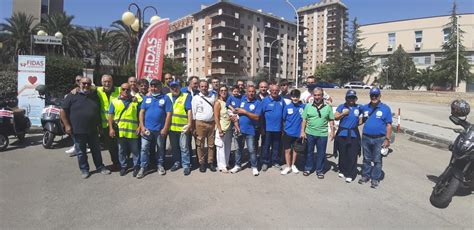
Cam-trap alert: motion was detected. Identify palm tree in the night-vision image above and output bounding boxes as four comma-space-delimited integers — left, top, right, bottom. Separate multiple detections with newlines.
85, 27, 110, 73
0, 12, 38, 60
37, 12, 87, 57
109, 20, 139, 66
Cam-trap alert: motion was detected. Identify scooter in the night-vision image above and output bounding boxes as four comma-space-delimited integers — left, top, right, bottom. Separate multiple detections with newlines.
430, 100, 473, 208
0, 93, 31, 151
36, 85, 65, 149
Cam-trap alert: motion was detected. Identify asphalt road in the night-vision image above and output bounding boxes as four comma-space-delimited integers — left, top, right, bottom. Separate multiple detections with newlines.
0, 133, 472, 229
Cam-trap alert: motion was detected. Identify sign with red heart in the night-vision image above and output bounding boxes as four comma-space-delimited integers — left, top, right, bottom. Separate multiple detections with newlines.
28, 76, 37, 85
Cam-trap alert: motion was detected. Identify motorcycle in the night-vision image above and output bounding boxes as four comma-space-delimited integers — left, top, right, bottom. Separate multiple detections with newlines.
430, 99, 473, 208
0, 92, 31, 151
36, 85, 65, 149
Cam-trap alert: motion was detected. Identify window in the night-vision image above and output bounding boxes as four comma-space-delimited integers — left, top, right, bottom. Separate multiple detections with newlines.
196, 37, 199, 42
388, 32, 396, 51
257, 17, 260, 22
443, 28, 450, 43
415, 31, 422, 43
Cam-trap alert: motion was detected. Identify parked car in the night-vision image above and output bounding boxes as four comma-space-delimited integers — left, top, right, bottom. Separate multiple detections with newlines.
343, 81, 372, 89
315, 82, 339, 88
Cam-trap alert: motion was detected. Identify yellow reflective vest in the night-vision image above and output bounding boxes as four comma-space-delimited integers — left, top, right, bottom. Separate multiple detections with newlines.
111, 98, 139, 138
168, 92, 189, 132
97, 86, 120, 128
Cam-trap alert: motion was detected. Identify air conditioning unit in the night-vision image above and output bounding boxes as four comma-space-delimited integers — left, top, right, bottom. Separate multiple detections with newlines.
415, 43, 422, 49
388, 44, 393, 49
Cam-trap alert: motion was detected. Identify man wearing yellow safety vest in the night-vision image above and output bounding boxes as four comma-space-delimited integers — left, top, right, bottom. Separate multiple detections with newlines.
128, 76, 143, 103
108, 83, 141, 177
97, 74, 121, 169
168, 79, 193, 176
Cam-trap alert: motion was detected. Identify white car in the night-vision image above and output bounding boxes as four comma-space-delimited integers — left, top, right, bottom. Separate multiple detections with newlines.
343, 81, 372, 89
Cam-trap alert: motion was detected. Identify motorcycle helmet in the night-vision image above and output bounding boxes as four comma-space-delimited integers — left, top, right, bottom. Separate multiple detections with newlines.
450, 99, 470, 117
35, 84, 47, 96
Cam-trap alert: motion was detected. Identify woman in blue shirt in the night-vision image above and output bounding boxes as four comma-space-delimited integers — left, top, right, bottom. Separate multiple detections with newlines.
281, 89, 305, 175
334, 90, 362, 183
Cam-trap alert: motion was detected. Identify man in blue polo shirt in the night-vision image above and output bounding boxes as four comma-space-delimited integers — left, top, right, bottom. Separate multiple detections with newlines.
281, 89, 305, 175
261, 83, 284, 171
229, 85, 262, 176
359, 87, 392, 189
138, 79, 172, 178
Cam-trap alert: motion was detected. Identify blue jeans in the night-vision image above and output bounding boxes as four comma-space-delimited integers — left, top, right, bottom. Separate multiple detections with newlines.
73, 133, 105, 173
118, 137, 140, 169
140, 130, 166, 168
305, 134, 328, 174
169, 131, 191, 169
361, 136, 384, 180
235, 134, 258, 168
262, 131, 281, 165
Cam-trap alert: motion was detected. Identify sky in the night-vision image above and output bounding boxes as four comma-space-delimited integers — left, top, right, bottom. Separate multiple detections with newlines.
0, 0, 473, 28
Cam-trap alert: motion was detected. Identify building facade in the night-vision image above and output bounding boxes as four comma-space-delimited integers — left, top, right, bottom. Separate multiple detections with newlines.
13, 0, 64, 23
165, 1, 298, 85
360, 14, 474, 91
297, 0, 348, 78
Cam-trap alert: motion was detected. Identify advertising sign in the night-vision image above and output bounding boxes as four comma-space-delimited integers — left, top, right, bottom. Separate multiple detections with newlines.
17, 55, 45, 126
135, 18, 169, 81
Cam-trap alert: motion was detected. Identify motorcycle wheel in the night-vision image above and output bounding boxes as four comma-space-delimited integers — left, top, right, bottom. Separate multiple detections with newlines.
42, 131, 55, 149
0, 134, 9, 151
430, 175, 461, 209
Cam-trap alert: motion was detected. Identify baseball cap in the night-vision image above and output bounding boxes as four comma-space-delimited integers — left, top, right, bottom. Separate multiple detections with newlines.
346, 89, 357, 98
150, 79, 162, 87
169, 80, 180, 87
369, 87, 381, 95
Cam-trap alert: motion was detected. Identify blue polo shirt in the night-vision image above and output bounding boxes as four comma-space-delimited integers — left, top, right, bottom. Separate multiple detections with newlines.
141, 94, 172, 132
226, 95, 242, 109
361, 102, 392, 136
239, 96, 262, 136
171, 93, 192, 111
283, 101, 305, 137
336, 103, 362, 137
262, 95, 284, 132
181, 87, 198, 97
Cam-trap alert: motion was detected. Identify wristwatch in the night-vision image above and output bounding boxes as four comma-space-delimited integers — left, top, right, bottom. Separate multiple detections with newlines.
385, 137, 390, 141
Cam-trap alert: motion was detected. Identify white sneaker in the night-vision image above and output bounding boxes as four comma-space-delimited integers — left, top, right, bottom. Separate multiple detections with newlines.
281, 166, 291, 175
230, 166, 241, 174
252, 167, 259, 176
338, 173, 344, 178
86, 148, 91, 153
291, 165, 299, 174
345, 177, 353, 183
65, 146, 75, 154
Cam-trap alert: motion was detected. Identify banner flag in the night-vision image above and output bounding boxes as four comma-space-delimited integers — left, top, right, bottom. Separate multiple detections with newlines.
135, 18, 169, 81
17, 55, 45, 126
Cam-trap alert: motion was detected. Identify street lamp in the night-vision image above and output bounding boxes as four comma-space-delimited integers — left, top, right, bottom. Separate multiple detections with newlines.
455, 15, 460, 90
285, 0, 300, 88
268, 38, 282, 81
121, 3, 159, 39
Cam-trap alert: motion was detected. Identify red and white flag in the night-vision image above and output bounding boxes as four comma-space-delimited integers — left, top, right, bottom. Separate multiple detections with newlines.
135, 18, 169, 81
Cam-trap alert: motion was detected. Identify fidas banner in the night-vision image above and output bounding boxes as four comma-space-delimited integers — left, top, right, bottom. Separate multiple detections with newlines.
135, 18, 169, 81
17, 55, 45, 126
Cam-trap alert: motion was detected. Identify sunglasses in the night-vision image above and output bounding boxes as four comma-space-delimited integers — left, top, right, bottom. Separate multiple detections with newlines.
370, 94, 379, 98
121, 88, 130, 91
81, 82, 91, 86
346, 96, 357, 100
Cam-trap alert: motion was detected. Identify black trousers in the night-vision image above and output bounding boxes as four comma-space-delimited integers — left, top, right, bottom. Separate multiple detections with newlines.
101, 127, 119, 165
335, 136, 360, 179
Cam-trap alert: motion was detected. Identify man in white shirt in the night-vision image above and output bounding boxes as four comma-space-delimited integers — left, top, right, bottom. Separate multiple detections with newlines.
300, 76, 332, 104
192, 80, 216, 173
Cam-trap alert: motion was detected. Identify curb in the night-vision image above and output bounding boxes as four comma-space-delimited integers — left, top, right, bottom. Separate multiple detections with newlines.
398, 126, 452, 149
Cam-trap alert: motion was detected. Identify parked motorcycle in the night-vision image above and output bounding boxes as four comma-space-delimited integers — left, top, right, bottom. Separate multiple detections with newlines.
430, 99, 474, 208
0, 92, 31, 151
35, 85, 65, 149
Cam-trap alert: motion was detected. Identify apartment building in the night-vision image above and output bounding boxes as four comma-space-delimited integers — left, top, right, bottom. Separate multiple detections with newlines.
298, 0, 348, 78
165, 0, 298, 85
360, 14, 474, 91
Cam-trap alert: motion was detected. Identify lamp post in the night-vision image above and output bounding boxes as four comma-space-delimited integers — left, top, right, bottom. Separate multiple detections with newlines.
30, 30, 63, 55
121, 3, 159, 39
455, 15, 460, 90
285, 0, 299, 88
268, 38, 282, 81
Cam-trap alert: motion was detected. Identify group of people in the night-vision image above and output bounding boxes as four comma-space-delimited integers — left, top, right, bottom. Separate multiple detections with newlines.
60, 74, 392, 189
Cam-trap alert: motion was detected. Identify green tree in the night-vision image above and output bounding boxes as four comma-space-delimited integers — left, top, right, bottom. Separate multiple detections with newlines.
162, 56, 186, 77
383, 45, 418, 89
37, 12, 88, 57
85, 27, 110, 74
432, 1, 472, 89
330, 17, 376, 84
45, 55, 84, 97
417, 67, 435, 90
0, 12, 38, 60
314, 63, 336, 82
109, 20, 139, 66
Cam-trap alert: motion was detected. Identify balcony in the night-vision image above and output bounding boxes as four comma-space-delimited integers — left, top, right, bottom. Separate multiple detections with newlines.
211, 21, 239, 30
174, 53, 187, 59
211, 46, 238, 53
264, 22, 279, 30
174, 44, 186, 50
210, 11, 239, 19
211, 68, 238, 75
211, 34, 239, 42
264, 33, 277, 39
174, 34, 186, 41
211, 57, 239, 64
